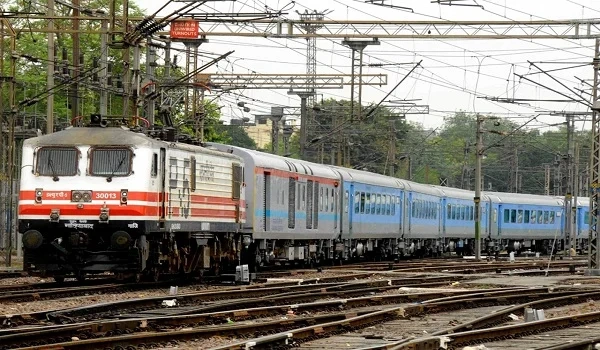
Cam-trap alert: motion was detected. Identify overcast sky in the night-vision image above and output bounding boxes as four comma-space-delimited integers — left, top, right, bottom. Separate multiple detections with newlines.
132, 0, 600, 132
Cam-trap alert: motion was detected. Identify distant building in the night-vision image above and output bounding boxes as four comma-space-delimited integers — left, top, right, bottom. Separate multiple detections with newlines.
243, 117, 299, 150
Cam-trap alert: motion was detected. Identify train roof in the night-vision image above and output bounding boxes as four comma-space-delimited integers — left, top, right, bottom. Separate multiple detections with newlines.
23, 127, 155, 147
205, 143, 339, 179
328, 166, 404, 189
484, 191, 563, 206
431, 185, 474, 200
402, 181, 443, 196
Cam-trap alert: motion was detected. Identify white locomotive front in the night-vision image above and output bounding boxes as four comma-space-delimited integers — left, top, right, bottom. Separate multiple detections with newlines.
19, 120, 245, 282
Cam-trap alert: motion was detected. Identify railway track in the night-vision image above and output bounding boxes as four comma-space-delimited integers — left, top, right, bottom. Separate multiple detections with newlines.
2, 284, 595, 349
0, 271, 27, 279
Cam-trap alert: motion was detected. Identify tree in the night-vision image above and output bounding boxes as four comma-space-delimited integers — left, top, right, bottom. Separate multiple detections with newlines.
1, 0, 147, 129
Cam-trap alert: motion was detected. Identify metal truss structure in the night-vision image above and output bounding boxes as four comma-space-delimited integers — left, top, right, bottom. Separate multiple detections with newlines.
190, 73, 388, 90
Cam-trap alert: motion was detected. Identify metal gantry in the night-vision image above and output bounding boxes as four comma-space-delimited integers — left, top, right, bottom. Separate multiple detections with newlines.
173, 19, 600, 39
192, 73, 387, 90
589, 39, 600, 273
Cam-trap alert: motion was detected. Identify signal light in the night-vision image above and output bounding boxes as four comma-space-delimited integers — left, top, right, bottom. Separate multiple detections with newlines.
35, 188, 43, 203
120, 189, 128, 205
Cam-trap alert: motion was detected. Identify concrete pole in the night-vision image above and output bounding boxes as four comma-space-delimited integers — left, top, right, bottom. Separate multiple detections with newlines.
474, 115, 483, 260
70, 0, 80, 127
565, 115, 574, 252
571, 143, 579, 255
46, 0, 54, 133
99, 19, 108, 116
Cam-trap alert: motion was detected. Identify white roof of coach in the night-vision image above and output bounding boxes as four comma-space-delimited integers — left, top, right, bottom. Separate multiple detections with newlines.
485, 191, 563, 206
328, 165, 403, 189
432, 185, 475, 200
403, 181, 444, 197
205, 143, 339, 179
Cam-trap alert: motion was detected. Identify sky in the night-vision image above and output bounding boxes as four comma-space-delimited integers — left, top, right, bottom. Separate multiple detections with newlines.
132, 0, 600, 132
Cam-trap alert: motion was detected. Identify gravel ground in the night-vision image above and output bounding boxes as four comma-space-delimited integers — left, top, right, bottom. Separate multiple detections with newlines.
544, 299, 600, 318
0, 276, 47, 286
1, 284, 243, 315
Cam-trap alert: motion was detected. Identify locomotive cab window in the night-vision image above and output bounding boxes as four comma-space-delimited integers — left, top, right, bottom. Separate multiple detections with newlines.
36, 147, 79, 177
90, 147, 132, 177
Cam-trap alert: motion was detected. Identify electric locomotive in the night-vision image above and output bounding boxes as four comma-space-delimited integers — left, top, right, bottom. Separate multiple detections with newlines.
18, 116, 245, 282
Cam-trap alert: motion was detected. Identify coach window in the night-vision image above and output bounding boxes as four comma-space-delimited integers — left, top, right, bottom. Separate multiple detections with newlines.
549, 211, 555, 224
470, 206, 474, 221
90, 147, 132, 177
354, 192, 360, 213
374, 194, 380, 215
324, 188, 328, 212
331, 189, 334, 212
386, 196, 391, 215
36, 146, 79, 177
360, 192, 366, 213
190, 157, 196, 192
365, 193, 371, 214
543, 211, 550, 224
151, 153, 158, 177
385, 195, 389, 215
530, 210, 537, 224
524, 210, 530, 224
537, 210, 543, 224
345, 191, 349, 213
447, 204, 451, 219
503, 209, 509, 223
585, 211, 590, 225
319, 188, 324, 211
510, 209, 517, 223
301, 185, 306, 210
517, 210, 523, 224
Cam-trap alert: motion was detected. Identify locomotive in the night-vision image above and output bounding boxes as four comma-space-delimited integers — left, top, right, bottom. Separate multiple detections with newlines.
18, 117, 587, 282
19, 117, 245, 282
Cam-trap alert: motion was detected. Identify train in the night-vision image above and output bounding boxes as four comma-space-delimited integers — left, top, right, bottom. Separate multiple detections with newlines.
17, 117, 588, 282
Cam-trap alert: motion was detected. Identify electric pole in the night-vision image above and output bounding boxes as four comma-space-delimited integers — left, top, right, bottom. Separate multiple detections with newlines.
474, 115, 500, 260
46, 0, 54, 134
71, 0, 81, 128
341, 38, 379, 122
565, 114, 575, 254
588, 38, 600, 273
544, 164, 551, 196
475, 115, 483, 260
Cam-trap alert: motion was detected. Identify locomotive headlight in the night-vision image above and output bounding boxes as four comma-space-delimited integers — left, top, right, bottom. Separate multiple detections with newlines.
35, 188, 43, 203
82, 191, 92, 202
71, 191, 82, 202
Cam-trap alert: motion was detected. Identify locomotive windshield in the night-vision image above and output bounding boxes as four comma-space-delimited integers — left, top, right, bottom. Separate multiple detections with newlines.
36, 147, 79, 176
90, 147, 132, 177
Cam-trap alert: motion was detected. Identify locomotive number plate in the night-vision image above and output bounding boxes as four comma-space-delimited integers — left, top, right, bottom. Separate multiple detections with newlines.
93, 192, 119, 200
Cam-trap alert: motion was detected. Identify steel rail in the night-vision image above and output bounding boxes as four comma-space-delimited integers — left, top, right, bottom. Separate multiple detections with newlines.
4, 287, 590, 349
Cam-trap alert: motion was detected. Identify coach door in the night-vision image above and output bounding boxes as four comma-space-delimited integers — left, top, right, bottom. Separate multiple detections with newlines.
159, 148, 166, 225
